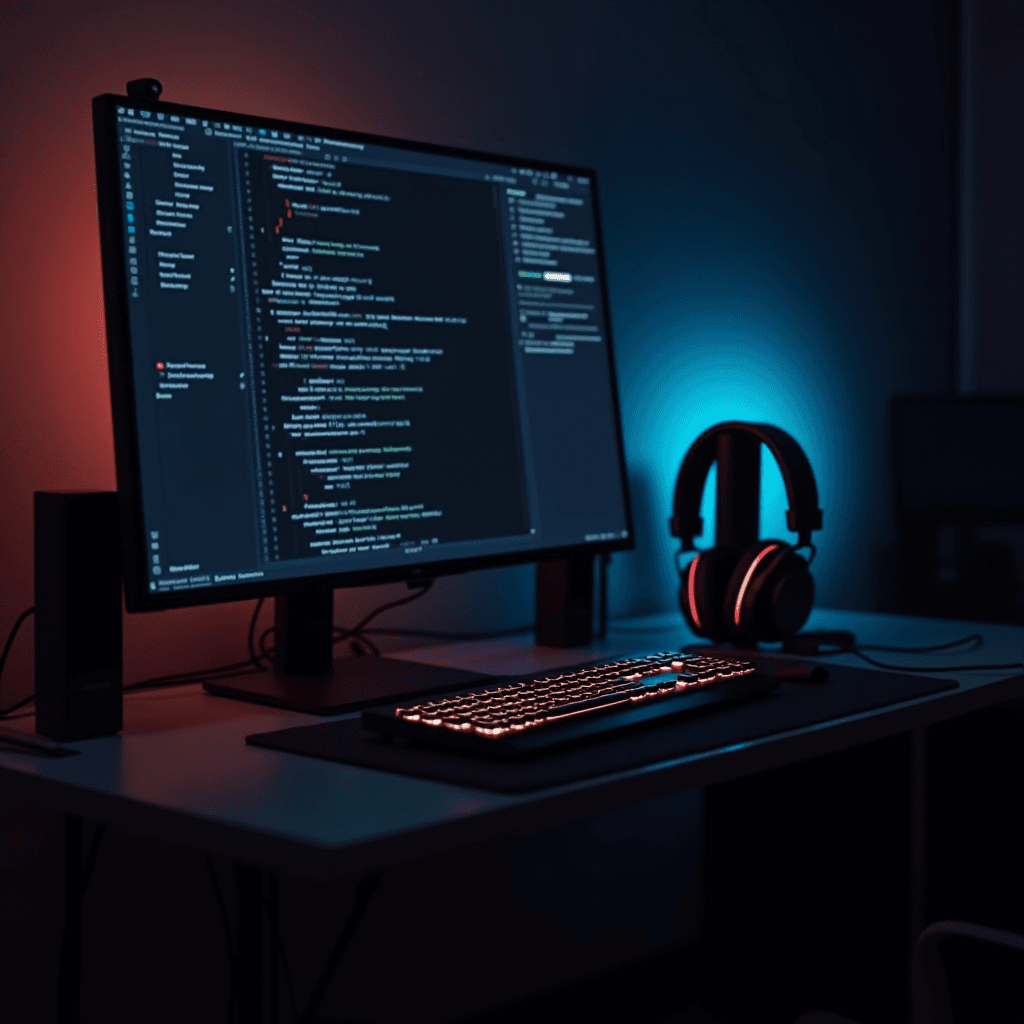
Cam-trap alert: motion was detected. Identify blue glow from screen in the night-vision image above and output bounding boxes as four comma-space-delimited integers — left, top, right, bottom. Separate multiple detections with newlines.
608, 282, 867, 618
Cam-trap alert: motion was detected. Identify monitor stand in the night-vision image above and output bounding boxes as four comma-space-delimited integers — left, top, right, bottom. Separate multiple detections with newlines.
203, 588, 489, 715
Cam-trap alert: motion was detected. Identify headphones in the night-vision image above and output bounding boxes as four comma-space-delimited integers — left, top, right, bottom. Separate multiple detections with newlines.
670, 422, 823, 645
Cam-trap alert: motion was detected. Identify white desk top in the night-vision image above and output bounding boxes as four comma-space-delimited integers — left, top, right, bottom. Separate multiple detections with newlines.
2, 609, 1021, 879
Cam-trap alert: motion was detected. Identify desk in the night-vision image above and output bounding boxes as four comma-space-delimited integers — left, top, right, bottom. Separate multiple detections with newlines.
2, 608, 1022, 1021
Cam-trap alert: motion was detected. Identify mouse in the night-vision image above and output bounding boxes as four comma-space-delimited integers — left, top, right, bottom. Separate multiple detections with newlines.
775, 662, 829, 684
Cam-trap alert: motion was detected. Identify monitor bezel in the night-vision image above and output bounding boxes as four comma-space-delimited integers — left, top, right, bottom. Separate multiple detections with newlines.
92, 92, 634, 612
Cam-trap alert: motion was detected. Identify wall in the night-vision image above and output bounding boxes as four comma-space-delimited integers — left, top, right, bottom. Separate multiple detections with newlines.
961, 0, 1024, 392
0, 1, 957, 704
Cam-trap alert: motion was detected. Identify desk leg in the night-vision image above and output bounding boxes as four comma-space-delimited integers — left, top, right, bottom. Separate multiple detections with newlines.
909, 725, 927, 951
235, 862, 265, 1024
268, 872, 280, 1024
298, 875, 381, 1024
57, 814, 83, 1024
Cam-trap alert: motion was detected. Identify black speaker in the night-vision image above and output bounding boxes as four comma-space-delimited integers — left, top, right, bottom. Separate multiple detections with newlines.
535, 554, 594, 647
34, 491, 123, 740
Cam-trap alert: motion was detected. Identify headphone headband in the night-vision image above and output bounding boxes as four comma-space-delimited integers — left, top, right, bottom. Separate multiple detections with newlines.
670, 421, 822, 549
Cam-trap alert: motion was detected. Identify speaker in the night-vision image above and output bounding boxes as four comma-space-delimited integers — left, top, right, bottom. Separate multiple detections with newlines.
34, 491, 123, 740
535, 554, 594, 647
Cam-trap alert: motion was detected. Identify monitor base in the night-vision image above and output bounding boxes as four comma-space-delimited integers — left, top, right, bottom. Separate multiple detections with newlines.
204, 657, 490, 716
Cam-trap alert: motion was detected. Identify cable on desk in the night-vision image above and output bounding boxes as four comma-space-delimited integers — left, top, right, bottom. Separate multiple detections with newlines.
0, 606, 35, 717
851, 649, 1023, 672
797, 631, 1024, 673
862, 634, 985, 653
362, 623, 534, 641
608, 622, 685, 634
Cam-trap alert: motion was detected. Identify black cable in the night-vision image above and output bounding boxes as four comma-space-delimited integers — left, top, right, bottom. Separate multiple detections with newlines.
298, 876, 381, 1024
262, 884, 298, 1024
329, 579, 435, 657
797, 542, 817, 567
0, 606, 35, 717
362, 624, 533, 641
56, 818, 106, 1023
803, 632, 1023, 673
125, 600, 274, 694
607, 622, 683, 634
233, 585, 438, 665
82, 823, 106, 891
0, 692, 36, 717
598, 552, 610, 640
204, 854, 237, 1024
859, 635, 983, 654
348, 579, 434, 640
124, 663, 265, 693
344, 633, 380, 657
260, 625, 276, 662
248, 597, 269, 668
850, 649, 1023, 673
39, 583, 507, 699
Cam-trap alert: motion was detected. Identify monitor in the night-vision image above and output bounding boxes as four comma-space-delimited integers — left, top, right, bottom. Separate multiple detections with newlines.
92, 86, 633, 710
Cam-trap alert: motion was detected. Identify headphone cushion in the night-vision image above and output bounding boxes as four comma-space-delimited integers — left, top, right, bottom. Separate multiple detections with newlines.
769, 564, 815, 636
725, 540, 814, 642
679, 544, 742, 640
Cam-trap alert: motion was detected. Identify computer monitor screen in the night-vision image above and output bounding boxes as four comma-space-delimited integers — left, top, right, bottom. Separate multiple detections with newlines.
92, 93, 632, 613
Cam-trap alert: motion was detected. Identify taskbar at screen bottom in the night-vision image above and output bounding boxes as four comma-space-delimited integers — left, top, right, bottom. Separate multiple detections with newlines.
143, 529, 631, 600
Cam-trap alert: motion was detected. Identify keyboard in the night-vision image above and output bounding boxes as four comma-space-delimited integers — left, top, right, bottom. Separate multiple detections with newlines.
362, 652, 778, 758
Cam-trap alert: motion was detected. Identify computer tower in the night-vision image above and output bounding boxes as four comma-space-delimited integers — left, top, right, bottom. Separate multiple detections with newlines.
34, 491, 123, 740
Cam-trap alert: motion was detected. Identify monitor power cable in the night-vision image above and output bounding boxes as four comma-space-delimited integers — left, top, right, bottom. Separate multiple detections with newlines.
2, 586, 535, 719
333, 577, 436, 657
0, 606, 35, 717
129, 582, 442, 693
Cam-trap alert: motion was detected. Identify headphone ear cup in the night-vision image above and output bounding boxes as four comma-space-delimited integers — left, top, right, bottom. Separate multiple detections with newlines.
767, 553, 815, 637
725, 540, 814, 643
679, 545, 742, 641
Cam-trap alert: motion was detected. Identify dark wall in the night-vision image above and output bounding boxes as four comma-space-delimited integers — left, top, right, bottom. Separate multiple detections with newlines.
963, 0, 1024, 391
1, 0, 955, 690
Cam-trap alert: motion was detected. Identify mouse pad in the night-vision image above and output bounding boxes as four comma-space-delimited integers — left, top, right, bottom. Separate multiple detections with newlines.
246, 661, 958, 792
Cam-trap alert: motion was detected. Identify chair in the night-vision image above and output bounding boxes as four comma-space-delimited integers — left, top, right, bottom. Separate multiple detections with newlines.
794, 920, 1024, 1024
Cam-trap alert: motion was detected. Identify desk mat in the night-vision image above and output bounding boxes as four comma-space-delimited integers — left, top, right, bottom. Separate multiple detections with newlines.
246, 661, 957, 792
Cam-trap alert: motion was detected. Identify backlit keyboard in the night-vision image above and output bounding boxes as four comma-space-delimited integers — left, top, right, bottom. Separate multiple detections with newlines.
362, 652, 776, 757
